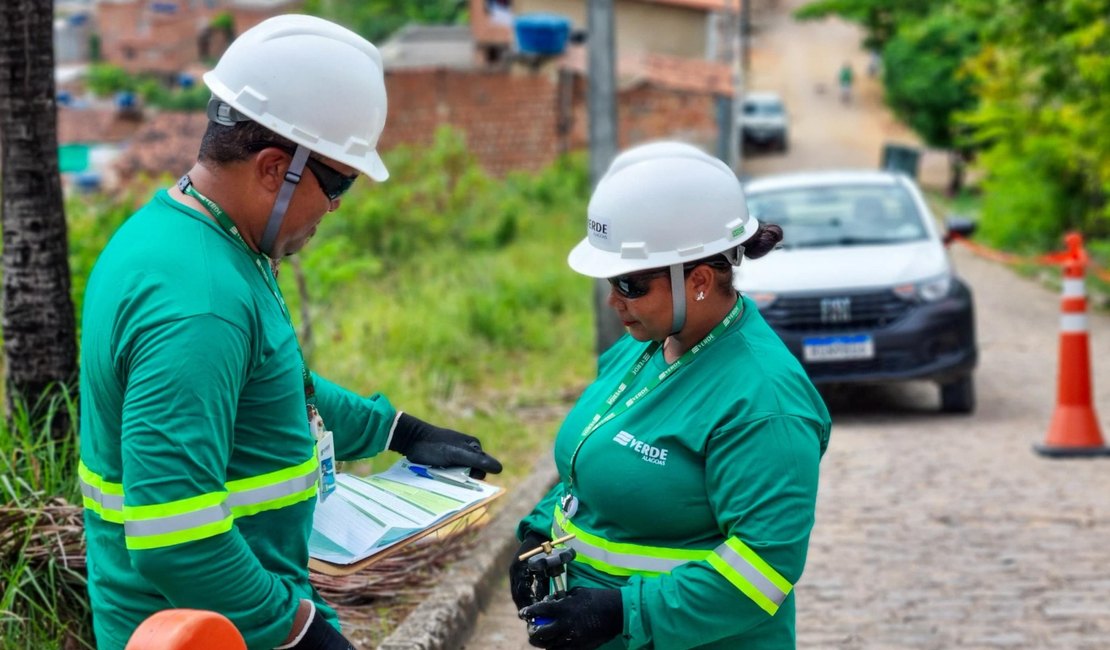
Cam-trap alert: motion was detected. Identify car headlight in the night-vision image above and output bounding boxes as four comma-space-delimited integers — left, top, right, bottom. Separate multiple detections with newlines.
894, 275, 952, 303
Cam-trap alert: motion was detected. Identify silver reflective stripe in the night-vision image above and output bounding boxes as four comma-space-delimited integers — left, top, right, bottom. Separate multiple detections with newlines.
1063, 279, 1085, 298
553, 517, 689, 574
1061, 314, 1088, 333
225, 470, 317, 509
124, 503, 231, 538
714, 542, 789, 606
80, 478, 123, 511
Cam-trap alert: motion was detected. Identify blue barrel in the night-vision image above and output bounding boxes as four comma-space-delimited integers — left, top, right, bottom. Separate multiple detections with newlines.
116, 91, 136, 109
514, 13, 571, 56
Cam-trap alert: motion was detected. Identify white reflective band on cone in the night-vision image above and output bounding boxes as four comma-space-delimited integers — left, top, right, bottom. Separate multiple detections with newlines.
1063, 279, 1086, 298
1061, 314, 1088, 332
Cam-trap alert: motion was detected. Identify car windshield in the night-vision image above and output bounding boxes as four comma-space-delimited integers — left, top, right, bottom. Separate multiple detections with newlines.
744, 101, 783, 116
747, 184, 929, 249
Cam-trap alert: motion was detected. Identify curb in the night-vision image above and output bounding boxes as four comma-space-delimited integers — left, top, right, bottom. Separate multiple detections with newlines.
376, 455, 558, 650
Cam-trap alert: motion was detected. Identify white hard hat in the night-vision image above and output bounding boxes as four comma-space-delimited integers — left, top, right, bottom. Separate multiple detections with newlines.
203, 14, 389, 181
567, 141, 757, 278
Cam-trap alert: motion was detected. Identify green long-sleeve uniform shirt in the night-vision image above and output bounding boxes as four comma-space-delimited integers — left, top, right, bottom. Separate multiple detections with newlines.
520, 296, 831, 649
79, 191, 398, 649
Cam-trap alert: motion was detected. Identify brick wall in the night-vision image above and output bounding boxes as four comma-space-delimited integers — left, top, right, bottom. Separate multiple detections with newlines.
380, 68, 720, 176
564, 75, 720, 153
381, 69, 561, 176
618, 84, 719, 149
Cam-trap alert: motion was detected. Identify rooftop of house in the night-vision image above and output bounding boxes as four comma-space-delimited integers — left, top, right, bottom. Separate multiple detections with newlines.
380, 24, 476, 71
561, 46, 733, 96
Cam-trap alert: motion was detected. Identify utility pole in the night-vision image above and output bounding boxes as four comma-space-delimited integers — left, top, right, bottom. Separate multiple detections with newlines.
731, 0, 744, 176
588, 0, 623, 356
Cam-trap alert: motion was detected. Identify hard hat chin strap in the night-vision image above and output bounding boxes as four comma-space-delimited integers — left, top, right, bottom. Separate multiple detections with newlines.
669, 263, 686, 335
259, 145, 310, 257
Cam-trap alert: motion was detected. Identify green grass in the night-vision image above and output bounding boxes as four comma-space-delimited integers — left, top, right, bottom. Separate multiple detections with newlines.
0, 391, 93, 649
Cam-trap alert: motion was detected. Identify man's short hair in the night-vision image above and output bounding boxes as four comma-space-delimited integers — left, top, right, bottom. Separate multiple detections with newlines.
198, 120, 297, 165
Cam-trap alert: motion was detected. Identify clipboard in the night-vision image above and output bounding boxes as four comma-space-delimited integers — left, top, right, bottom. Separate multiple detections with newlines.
308, 486, 504, 577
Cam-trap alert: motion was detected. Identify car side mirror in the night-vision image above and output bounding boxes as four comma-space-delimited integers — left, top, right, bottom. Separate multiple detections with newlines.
943, 215, 976, 246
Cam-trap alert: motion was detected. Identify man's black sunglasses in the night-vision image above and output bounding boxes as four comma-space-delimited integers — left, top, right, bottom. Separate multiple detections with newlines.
248, 142, 358, 201
608, 260, 733, 300
301, 156, 358, 202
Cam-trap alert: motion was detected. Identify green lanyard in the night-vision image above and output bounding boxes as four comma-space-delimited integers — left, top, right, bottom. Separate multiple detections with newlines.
565, 299, 743, 495
179, 177, 317, 407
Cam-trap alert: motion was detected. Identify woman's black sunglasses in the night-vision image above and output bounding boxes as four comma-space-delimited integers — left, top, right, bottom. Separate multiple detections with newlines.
608, 260, 733, 300
608, 269, 670, 299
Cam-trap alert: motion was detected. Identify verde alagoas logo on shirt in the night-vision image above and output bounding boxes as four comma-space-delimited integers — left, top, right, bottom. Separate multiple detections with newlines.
613, 430, 669, 466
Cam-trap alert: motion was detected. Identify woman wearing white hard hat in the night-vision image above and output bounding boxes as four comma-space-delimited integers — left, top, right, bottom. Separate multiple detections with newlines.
510, 142, 831, 650
79, 15, 502, 650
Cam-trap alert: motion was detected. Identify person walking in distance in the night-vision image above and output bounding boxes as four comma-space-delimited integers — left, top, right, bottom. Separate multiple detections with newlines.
507, 141, 831, 649
839, 61, 855, 104
78, 15, 502, 650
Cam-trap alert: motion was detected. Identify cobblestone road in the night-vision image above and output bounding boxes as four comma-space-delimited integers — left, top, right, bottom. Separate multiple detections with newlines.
465, 1, 1110, 648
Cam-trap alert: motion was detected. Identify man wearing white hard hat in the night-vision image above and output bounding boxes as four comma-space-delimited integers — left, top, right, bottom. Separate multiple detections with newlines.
509, 142, 830, 649
79, 16, 501, 649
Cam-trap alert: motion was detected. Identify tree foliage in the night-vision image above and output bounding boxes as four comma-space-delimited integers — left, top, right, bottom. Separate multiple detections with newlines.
302, 0, 469, 43
85, 64, 209, 111
960, 0, 1110, 249
882, 11, 977, 151
794, 0, 932, 50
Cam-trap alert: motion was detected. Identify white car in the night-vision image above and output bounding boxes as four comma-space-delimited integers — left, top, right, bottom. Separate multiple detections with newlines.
737, 170, 979, 413
739, 91, 788, 152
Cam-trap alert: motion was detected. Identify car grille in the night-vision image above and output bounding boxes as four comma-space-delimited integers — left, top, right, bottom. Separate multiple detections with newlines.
761, 290, 911, 332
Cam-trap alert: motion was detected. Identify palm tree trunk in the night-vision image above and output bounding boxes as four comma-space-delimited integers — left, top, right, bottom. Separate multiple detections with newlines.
0, 0, 78, 431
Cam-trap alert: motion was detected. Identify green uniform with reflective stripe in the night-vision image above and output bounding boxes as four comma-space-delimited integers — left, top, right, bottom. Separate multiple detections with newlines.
80, 191, 398, 650
520, 296, 830, 649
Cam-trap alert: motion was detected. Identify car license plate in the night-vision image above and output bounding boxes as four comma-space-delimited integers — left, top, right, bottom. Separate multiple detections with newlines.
803, 335, 874, 362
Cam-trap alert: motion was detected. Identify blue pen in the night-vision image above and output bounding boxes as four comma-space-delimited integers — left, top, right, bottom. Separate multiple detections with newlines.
406, 464, 482, 491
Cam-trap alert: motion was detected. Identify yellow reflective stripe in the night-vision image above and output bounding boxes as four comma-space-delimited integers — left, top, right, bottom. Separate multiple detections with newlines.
79, 460, 125, 523
225, 453, 317, 493
226, 453, 318, 518
228, 482, 315, 518
125, 517, 234, 551
123, 490, 227, 520
78, 460, 124, 495
724, 538, 793, 595
83, 453, 317, 548
82, 495, 125, 524
708, 538, 793, 616
123, 491, 232, 550
553, 506, 709, 577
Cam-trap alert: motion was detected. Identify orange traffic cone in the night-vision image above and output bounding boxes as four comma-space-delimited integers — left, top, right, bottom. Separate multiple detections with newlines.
125, 609, 246, 650
1035, 233, 1109, 457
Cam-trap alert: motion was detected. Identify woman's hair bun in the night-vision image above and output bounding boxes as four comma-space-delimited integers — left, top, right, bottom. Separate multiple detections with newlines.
743, 223, 783, 260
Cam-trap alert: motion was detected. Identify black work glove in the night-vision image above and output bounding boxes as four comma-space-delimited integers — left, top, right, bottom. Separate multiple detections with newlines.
281, 602, 354, 649
510, 532, 551, 610
388, 412, 503, 479
520, 587, 623, 650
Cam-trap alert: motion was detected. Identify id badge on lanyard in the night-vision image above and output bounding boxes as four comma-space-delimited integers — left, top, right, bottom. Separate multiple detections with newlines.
310, 406, 337, 501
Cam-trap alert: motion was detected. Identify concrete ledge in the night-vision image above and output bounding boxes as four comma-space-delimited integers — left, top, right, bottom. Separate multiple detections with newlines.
377, 456, 558, 650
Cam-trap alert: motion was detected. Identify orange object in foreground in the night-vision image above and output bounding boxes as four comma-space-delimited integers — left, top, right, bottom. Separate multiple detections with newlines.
125, 609, 246, 650
1036, 233, 1109, 457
